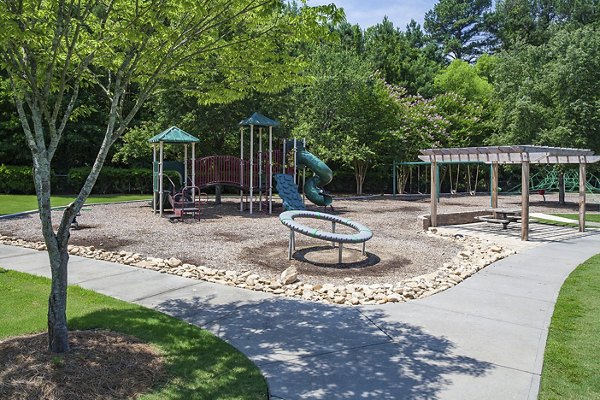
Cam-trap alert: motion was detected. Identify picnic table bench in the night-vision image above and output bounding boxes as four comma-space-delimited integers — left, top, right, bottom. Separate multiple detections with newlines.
476, 208, 522, 229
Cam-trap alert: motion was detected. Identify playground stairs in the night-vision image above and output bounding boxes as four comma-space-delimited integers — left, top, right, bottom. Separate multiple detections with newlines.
274, 174, 306, 211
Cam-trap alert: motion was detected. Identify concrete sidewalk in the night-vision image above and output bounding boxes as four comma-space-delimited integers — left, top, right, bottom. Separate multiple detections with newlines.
1, 232, 599, 399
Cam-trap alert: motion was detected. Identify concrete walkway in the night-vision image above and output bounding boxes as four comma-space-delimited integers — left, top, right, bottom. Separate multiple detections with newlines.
1, 231, 599, 399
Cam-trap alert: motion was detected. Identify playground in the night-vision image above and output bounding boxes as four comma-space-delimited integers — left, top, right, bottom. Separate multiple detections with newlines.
0, 191, 589, 288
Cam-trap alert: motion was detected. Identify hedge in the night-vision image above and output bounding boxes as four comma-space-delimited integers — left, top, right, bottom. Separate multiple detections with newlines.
0, 165, 36, 194
0, 165, 157, 194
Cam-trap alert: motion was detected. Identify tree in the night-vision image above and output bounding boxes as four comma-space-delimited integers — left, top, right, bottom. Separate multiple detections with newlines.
292, 45, 395, 194
424, 0, 496, 61
491, 24, 600, 149
0, 0, 338, 353
363, 18, 443, 96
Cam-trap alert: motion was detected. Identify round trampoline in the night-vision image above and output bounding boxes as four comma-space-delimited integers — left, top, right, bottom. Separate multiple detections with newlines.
279, 210, 373, 263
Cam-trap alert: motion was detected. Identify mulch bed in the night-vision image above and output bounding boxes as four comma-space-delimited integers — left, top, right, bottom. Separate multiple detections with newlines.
0, 330, 165, 400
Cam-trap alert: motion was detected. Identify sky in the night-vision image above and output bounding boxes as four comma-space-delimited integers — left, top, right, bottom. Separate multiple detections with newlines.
307, 0, 438, 30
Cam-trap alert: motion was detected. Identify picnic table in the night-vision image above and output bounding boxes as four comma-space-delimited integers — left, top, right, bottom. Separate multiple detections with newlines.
476, 208, 522, 229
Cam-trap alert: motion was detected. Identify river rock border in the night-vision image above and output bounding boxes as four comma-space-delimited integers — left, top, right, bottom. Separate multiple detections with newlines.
0, 229, 515, 306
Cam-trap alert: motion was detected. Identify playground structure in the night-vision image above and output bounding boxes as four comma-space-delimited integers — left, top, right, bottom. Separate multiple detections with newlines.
279, 210, 372, 264
150, 113, 334, 217
392, 160, 484, 196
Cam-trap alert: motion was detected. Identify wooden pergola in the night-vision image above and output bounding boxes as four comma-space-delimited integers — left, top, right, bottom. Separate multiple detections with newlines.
418, 146, 600, 241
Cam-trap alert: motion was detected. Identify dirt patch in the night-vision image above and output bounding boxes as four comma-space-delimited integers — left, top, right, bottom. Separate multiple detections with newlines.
0, 193, 584, 286
0, 330, 165, 400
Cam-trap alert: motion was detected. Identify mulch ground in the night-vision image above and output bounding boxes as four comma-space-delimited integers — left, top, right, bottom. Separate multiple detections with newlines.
0, 330, 165, 400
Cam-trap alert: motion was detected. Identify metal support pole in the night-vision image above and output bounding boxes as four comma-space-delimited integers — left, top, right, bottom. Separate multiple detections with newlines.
579, 162, 586, 232
293, 138, 297, 184
184, 144, 188, 186
392, 160, 397, 197
338, 243, 343, 264
288, 230, 293, 260
159, 141, 164, 217
282, 140, 286, 174
259, 127, 263, 211
331, 221, 336, 247
521, 160, 530, 241
191, 143, 195, 187
302, 138, 306, 203
362, 242, 366, 256
153, 144, 157, 214
269, 126, 273, 214
250, 125, 254, 214
240, 127, 244, 212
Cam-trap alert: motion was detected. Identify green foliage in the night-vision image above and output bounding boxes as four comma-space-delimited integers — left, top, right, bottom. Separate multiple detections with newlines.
434, 59, 494, 101
0, 165, 35, 194
68, 167, 153, 194
363, 18, 442, 96
0, 269, 268, 399
382, 86, 450, 163
493, 0, 600, 49
424, 0, 496, 61
491, 24, 600, 149
540, 254, 600, 399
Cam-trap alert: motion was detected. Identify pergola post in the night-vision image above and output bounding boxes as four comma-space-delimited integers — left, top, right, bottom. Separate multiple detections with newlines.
521, 160, 530, 241
430, 161, 438, 227
491, 162, 499, 208
579, 162, 586, 232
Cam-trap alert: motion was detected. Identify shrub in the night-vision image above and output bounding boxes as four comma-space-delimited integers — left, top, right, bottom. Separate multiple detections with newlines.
0, 165, 36, 194
68, 167, 154, 194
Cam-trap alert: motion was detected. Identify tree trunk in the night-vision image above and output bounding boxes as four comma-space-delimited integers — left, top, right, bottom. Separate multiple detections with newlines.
353, 160, 368, 195
47, 242, 70, 353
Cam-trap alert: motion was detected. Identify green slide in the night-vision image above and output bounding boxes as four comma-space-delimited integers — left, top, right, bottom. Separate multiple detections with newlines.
296, 143, 333, 207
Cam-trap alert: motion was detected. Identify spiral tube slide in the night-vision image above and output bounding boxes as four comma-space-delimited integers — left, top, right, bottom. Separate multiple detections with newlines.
296, 143, 333, 207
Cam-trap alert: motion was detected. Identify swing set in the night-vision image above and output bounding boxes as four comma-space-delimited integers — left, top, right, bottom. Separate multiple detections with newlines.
392, 161, 484, 196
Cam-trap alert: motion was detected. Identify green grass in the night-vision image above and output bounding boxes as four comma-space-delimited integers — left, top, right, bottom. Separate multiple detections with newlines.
539, 254, 600, 399
554, 213, 600, 223
0, 194, 151, 215
0, 269, 268, 399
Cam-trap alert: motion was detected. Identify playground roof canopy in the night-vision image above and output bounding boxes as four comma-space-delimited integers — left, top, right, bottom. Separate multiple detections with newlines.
239, 112, 280, 127
148, 126, 199, 144
418, 145, 600, 165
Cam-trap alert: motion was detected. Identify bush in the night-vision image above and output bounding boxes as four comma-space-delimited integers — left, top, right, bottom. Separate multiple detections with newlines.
0, 165, 36, 194
68, 167, 153, 194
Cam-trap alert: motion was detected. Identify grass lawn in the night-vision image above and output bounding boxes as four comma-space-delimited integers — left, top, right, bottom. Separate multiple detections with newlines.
0, 268, 268, 399
554, 213, 600, 223
0, 194, 151, 216
539, 254, 600, 399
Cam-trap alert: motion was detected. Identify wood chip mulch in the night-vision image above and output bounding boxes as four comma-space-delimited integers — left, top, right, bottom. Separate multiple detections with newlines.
0, 330, 165, 400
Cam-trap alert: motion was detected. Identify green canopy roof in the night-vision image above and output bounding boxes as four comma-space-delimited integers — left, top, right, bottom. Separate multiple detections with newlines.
148, 126, 200, 144
239, 112, 280, 127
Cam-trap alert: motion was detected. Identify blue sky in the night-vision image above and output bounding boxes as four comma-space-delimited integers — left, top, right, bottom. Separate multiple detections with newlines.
307, 0, 438, 30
